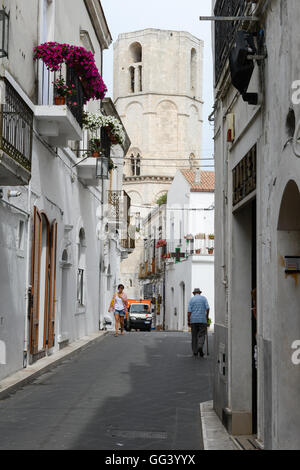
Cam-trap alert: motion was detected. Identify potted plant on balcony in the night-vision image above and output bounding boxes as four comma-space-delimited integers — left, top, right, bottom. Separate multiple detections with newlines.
53, 77, 75, 105
90, 138, 102, 158
82, 112, 125, 146
207, 247, 214, 255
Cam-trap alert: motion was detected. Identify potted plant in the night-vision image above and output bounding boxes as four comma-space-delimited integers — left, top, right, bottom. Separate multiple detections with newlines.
82, 112, 125, 146
208, 234, 215, 240
90, 138, 102, 158
207, 247, 214, 255
53, 77, 75, 105
196, 249, 201, 254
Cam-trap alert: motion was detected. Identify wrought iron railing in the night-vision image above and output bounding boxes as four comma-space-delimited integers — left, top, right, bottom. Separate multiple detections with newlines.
66, 66, 84, 127
0, 78, 33, 171
214, 0, 250, 84
40, 63, 84, 127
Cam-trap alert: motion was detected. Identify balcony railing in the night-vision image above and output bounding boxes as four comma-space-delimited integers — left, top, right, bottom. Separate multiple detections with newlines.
66, 66, 84, 128
214, 0, 250, 84
40, 63, 84, 128
0, 78, 33, 171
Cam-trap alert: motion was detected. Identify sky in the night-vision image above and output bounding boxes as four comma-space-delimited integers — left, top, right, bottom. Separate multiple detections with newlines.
101, 0, 214, 162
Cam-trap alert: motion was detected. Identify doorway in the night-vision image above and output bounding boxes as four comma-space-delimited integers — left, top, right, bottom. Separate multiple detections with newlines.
29, 207, 57, 360
231, 197, 257, 435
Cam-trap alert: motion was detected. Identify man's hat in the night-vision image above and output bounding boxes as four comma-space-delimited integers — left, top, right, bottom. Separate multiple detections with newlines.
193, 288, 202, 294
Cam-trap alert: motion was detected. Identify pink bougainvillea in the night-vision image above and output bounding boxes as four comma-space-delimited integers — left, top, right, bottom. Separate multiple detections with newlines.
33, 42, 107, 103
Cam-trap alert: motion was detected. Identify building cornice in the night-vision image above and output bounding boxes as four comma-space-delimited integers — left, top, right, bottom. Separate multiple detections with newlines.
114, 93, 204, 106
84, 0, 112, 50
123, 176, 173, 183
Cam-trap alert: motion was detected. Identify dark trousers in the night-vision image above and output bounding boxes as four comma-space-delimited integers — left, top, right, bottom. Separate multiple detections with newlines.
191, 323, 207, 354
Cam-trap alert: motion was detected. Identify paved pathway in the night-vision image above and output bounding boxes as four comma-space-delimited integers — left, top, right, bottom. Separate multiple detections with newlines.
0, 331, 213, 450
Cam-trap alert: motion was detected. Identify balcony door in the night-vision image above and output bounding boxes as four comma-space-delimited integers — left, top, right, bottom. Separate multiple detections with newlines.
30, 207, 57, 359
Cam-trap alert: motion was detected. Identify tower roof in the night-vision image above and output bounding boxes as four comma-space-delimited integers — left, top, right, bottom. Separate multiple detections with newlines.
180, 170, 215, 192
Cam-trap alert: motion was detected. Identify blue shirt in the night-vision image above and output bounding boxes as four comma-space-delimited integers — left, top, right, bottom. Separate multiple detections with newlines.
188, 295, 209, 324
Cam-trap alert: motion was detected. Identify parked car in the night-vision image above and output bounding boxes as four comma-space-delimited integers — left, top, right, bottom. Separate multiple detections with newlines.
126, 301, 152, 332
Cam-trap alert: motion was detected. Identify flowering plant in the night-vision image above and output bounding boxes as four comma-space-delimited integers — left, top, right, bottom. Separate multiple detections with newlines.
33, 42, 107, 103
82, 112, 125, 146
155, 240, 167, 249
53, 77, 76, 98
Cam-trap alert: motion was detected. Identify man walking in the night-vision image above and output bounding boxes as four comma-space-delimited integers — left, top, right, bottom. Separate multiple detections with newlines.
187, 288, 210, 357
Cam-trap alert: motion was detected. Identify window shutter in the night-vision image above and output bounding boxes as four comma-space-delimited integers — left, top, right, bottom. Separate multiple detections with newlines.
48, 221, 57, 349
29, 207, 42, 355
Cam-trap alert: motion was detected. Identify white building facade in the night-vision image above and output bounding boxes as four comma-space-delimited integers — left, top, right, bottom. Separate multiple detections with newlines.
212, 0, 300, 449
164, 170, 215, 331
0, 0, 131, 381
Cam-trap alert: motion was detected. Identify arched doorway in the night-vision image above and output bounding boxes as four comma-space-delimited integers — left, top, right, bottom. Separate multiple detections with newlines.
276, 180, 300, 449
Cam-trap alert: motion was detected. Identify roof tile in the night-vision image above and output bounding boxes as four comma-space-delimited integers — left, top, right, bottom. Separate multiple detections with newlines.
181, 170, 215, 192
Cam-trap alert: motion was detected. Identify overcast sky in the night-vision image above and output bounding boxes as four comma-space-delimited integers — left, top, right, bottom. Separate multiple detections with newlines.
101, 0, 214, 162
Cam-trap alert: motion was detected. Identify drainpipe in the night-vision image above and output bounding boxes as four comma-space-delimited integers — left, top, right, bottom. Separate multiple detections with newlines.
23, 181, 32, 367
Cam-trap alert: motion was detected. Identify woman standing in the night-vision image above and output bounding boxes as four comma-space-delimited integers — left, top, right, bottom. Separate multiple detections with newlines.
109, 284, 129, 337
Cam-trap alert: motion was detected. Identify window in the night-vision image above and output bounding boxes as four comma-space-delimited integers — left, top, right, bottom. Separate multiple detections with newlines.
129, 43, 142, 93
77, 228, 86, 305
130, 42, 142, 63
129, 66, 135, 93
130, 153, 142, 176
191, 48, 197, 91
136, 154, 141, 175
77, 269, 84, 305
139, 65, 143, 92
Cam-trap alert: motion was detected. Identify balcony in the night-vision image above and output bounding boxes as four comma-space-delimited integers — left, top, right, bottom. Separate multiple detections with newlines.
77, 127, 111, 186
109, 190, 136, 252
0, 78, 33, 185
214, 0, 250, 85
35, 65, 84, 147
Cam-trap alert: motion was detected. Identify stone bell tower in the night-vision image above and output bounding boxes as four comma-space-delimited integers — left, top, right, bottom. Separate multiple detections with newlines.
114, 29, 204, 297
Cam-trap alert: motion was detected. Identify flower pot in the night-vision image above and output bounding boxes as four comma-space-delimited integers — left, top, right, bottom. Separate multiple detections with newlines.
55, 96, 66, 105
207, 248, 214, 255
92, 151, 100, 158
196, 249, 201, 254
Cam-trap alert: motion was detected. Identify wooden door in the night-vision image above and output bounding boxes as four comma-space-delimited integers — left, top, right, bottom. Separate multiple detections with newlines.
29, 207, 42, 355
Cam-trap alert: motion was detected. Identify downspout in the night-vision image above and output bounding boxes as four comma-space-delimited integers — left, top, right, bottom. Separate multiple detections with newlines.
23, 181, 32, 367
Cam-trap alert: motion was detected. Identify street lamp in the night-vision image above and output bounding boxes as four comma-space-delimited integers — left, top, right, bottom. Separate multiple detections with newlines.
96, 155, 109, 180
0, 10, 9, 58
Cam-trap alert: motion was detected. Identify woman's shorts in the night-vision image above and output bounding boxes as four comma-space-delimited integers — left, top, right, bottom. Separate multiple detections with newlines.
114, 310, 125, 317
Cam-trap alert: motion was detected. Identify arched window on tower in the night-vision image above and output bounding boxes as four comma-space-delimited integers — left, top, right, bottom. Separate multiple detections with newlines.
136, 154, 141, 176
131, 154, 135, 175
130, 42, 142, 63
191, 48, 197, 92
129, 42, 142, 94
129, 66, 135, 93
139, 65, 143, 92
130, 152, 142, 176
